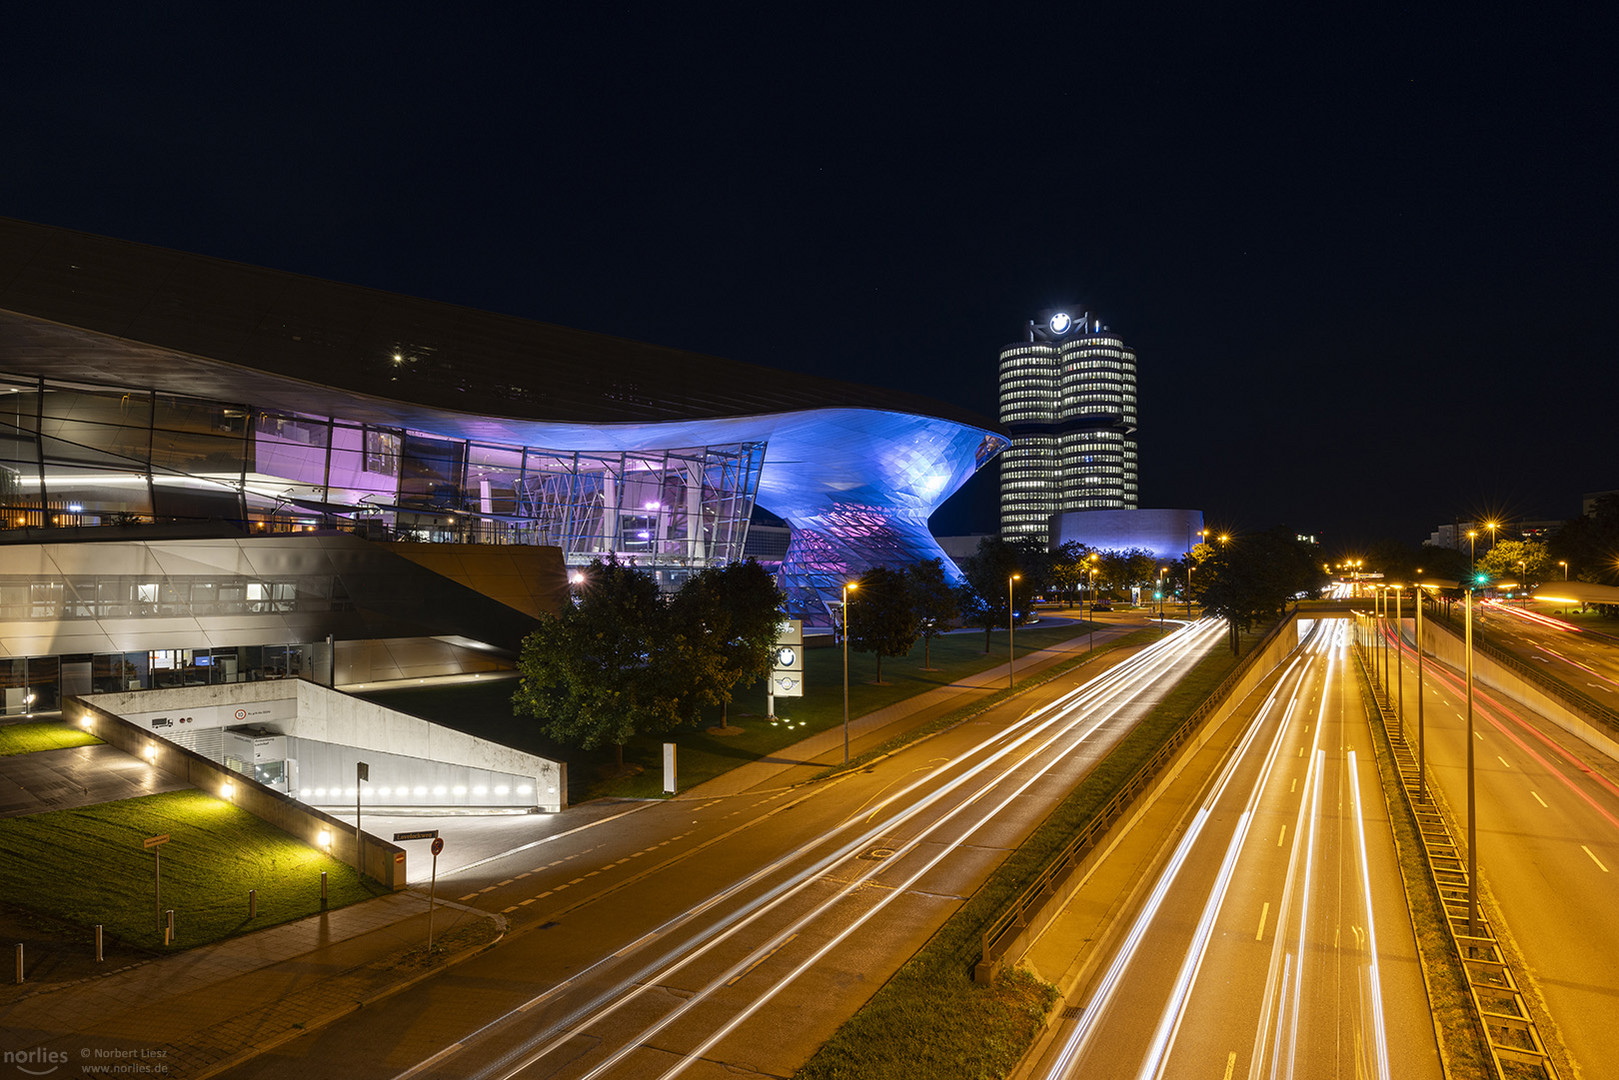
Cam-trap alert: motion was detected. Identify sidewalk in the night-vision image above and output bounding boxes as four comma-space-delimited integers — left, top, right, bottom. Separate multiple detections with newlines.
0, 892, 502, 1079
0, 618, 1149, 1079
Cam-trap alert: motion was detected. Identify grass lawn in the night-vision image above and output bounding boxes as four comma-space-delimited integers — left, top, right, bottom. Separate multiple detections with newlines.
359, 621, 1113, 803
0, 790, 387, 951
0, 720, 102, 755
796, 626, 1258, 1080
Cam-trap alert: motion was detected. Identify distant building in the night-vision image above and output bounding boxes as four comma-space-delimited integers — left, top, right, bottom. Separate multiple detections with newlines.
1427, 518, 1564, 551
998, 310, 1138, 544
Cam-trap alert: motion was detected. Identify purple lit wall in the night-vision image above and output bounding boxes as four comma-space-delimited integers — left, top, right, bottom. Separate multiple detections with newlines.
1049, 508, 1206, 561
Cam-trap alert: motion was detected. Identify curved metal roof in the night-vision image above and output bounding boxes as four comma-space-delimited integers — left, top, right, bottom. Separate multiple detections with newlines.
0, 217, 998, 433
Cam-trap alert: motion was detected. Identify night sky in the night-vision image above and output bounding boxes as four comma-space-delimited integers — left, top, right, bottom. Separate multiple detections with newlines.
7, 5, 1616, 553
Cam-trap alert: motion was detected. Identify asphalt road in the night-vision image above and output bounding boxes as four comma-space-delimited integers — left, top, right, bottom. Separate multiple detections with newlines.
1473, 599, 1619, 705
1378, 617, 1619, 1076
215, 620, 1228, 1080
1027, 618, 1441, 1080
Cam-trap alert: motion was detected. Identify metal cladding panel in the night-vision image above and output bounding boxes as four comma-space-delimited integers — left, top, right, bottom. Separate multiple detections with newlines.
0, 218, 999, 432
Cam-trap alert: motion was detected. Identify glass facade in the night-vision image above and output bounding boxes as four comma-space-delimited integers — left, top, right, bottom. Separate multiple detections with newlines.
1, 372, 763, 574
997, 316, 1138, 544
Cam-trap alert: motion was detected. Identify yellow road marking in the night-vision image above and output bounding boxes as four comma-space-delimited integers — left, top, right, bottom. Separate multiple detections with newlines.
1531, 791, 1548, 808
1583, 845, 1609, 872
1256, 902, 1269, 941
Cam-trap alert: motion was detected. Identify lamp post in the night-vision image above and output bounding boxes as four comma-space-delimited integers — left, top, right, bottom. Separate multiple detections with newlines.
1465, 583, 1479, 936
1517, 559, 1527, 595
1559, 560, 1568, 581
1007, 573, 1021, 689
841, 580, 858, 765
1088, 566, 1098, 652
1486, 520, 1499, 554
1158, 567, 1168, 631
1394, 584, 1403, 740
1467, 529, 1478, 577
1416, 582, 1427, 803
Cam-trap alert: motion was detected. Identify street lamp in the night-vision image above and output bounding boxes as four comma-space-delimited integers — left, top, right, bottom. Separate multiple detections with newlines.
1467, 529, 1478, 576
1465, 581, 1479, 935
1088, 565, 1099, 652
842, 580, 858, 764
1485, 520, 1499, 553
1559, 560, 1568, 580
1008, 573, 1021, 689
1158, 567, 1168, 631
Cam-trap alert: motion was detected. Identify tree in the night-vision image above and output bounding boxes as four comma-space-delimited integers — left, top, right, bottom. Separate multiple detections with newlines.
1549, 494, 1619, 585
847, 565, 917, 684
511, 556, 677, 769
1050, 542, 1093, 608
1195, 529, 1325, 653
666, 559, 786, 726
906, 558, 957, 670
957, 536, 1035, 652
1479, 538, 1550, 589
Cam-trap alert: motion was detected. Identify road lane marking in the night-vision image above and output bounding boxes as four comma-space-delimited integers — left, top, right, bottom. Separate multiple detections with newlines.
520, 897, 538, 906
1223, 1050, 1236, 1079
1583, 845, 1609, 872
1531, 791, 1548, 807
1498, 756, 1511, 768
1290, 778, 1297, 792
458, 893, 478, 901
1256, 902, 1269, 941
1297, 747, 1303, 757
1277, 824, 1287, 846
501, 905, 518, 913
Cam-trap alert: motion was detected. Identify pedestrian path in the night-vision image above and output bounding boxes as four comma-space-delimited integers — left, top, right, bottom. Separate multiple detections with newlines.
0, 891, 501, 1079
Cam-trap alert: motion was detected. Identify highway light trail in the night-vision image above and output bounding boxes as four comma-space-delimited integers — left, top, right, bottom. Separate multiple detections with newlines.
399, 619, 1227, 1080
1045, 642, 1311, 1077
1391, 635, 1619, 830
1043, 621, 1395, 1080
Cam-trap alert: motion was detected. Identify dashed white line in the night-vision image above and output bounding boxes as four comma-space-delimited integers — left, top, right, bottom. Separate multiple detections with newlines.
1531, 791, 1548, 808
1582, 845, 1609, 872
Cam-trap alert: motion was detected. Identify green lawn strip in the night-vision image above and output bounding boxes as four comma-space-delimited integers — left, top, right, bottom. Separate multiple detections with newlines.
0, 790, 387, 951
0, 720, 102, 755
1352, 656, 1493, 1076
358, 622, 1113, 802
796, 631, 1251, 1080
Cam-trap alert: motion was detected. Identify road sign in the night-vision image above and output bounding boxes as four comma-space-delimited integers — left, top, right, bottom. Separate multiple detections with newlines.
392, 829, 440, 842
142, 834, 170, 849
430, 837, 444, 856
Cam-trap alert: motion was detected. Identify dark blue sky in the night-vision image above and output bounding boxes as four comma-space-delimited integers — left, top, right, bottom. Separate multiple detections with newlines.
7, 4, 1615, 552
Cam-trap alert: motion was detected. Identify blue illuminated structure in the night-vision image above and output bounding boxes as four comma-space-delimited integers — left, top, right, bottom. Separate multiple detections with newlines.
0, 219, 1006, 630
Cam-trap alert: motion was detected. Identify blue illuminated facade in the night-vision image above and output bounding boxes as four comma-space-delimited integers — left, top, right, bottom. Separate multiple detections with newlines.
0, 219, 1006, 636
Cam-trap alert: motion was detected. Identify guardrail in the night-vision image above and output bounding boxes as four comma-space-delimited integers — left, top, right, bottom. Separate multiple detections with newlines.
974, 612, 1295, 983
1354, 629, 1558, 1079
1422, 599, 1619, 735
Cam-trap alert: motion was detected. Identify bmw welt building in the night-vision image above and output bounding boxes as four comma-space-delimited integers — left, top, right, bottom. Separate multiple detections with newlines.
0, 219, 1006, 740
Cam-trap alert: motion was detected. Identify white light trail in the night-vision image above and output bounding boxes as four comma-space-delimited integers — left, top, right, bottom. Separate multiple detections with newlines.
415, 619, 1226, 1080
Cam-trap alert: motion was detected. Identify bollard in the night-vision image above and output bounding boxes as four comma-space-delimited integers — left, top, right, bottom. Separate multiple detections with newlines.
248, 889, 257, 918
95, 924, 104, 962
14, 943, 22, 984
320, 870, 328, 910
164, 909, 175, 946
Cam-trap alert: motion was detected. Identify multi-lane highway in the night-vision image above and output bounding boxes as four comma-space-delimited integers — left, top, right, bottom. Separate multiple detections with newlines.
220, 620, 1227, 1080
1027, 619, 1441, 1079
1380, 608, 1619, 1075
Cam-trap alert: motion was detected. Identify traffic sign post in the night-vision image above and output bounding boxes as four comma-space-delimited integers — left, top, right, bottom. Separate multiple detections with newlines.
428, 836, 444, 951
393, 831, 445, 952
143, 834, 170, 932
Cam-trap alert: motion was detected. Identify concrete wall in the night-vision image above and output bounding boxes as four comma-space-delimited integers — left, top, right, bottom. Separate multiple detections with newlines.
1414, 616, 1619, 763
84, 679, 567, 813
66, 695, 408, 889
